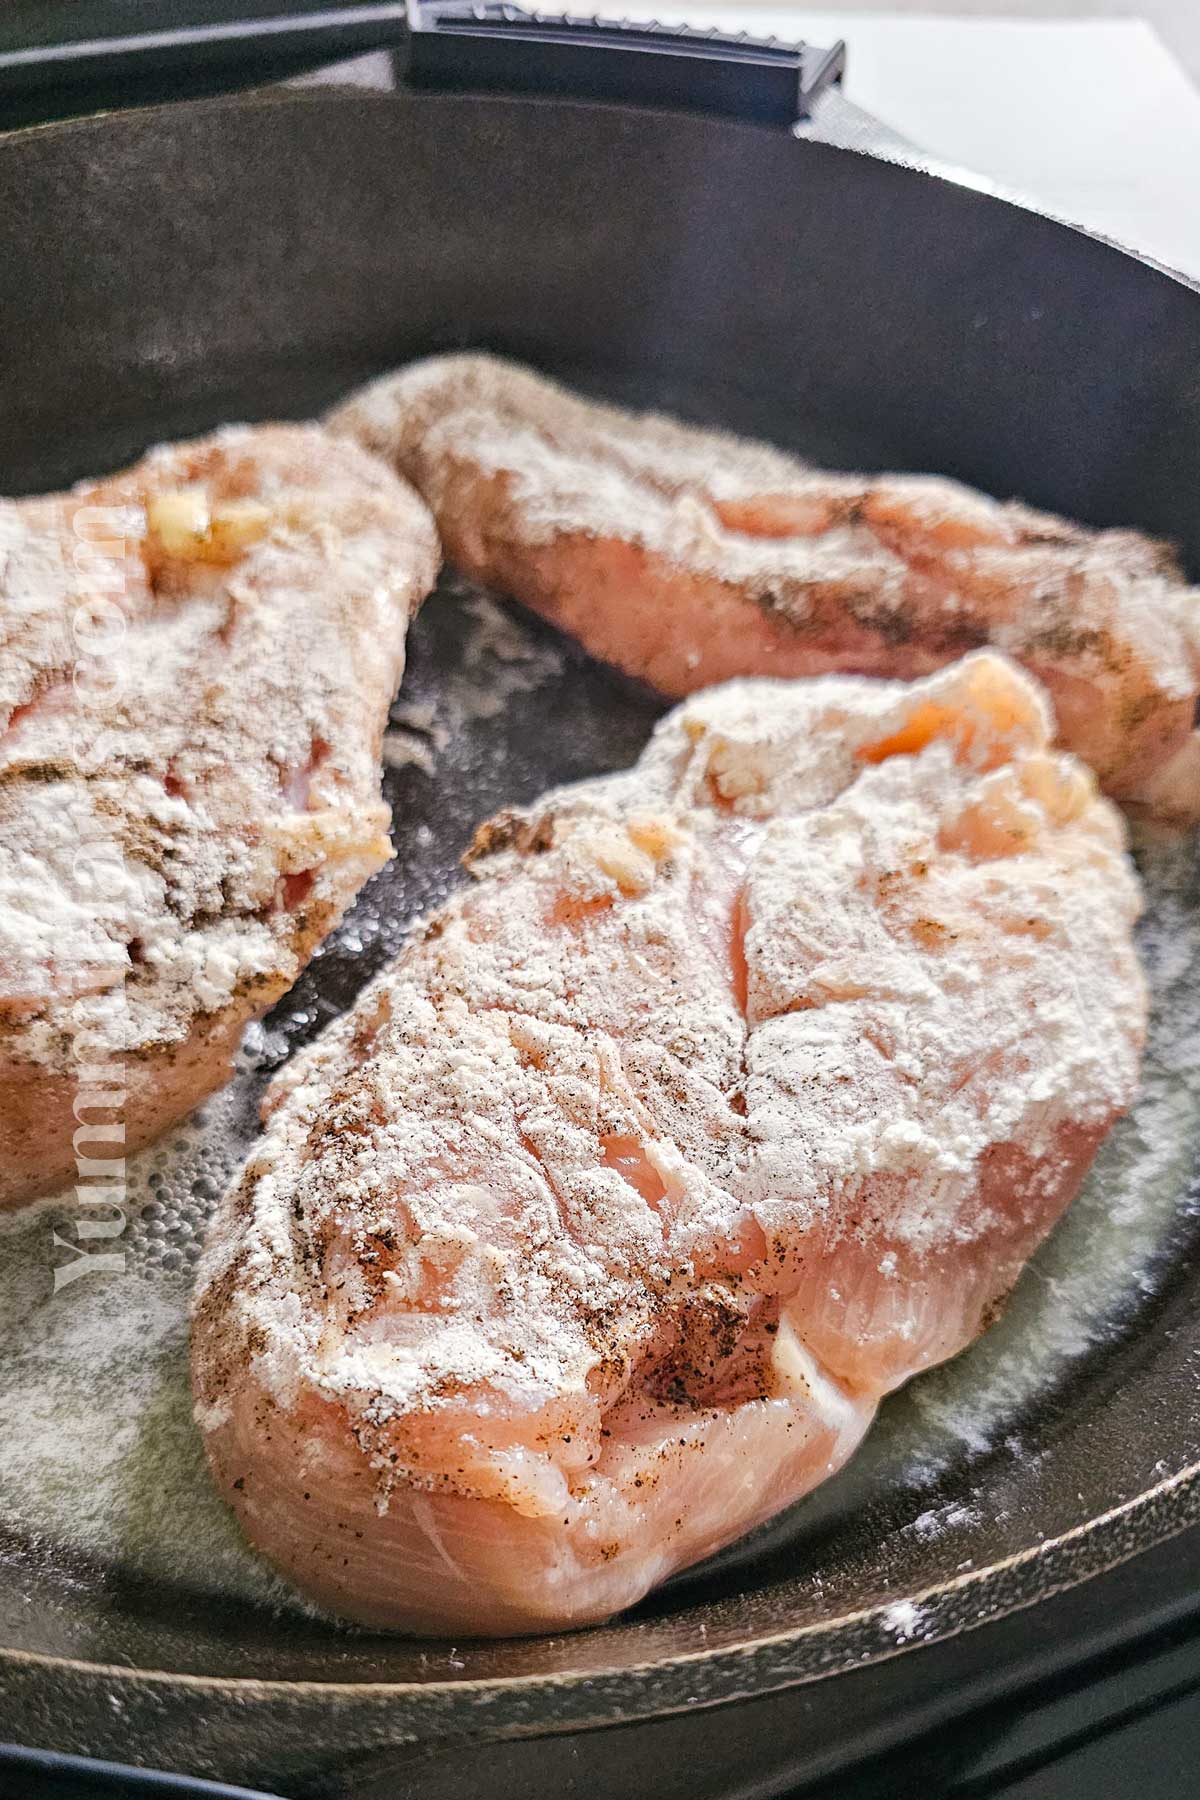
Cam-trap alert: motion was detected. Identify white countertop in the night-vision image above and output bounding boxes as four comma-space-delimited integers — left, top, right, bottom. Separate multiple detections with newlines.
605, 9, 1200, 282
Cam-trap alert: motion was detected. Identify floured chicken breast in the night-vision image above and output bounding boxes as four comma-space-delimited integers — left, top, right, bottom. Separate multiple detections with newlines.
0, 426, 439, 1209
329, 353, 1200, 820
193, 653, 1145, 1636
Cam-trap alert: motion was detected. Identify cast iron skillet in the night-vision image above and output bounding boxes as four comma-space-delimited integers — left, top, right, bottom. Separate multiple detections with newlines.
0, 33, 1198, 1800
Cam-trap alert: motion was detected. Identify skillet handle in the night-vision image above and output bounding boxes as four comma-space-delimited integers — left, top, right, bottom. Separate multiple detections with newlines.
407, 2, 845, 125
0, 3, 842, 130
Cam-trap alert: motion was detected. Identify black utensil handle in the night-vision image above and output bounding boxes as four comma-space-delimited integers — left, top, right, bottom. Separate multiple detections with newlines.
0, 3, 843, 129
0, 6, 411, 98
0, 1740, 281, 1799
407, 2, 846, 124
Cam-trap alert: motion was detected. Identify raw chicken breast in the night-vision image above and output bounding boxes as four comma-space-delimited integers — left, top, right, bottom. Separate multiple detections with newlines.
193, 652, 1145, 1636
329, 353, 1199, 819
0, 426, 439, 1208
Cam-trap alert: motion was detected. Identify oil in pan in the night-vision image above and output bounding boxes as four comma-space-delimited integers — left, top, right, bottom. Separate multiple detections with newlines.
0, 580, 1197, 1626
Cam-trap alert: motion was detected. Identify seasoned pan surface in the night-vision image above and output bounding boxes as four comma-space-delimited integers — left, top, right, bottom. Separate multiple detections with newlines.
0, 85, 1197, 1788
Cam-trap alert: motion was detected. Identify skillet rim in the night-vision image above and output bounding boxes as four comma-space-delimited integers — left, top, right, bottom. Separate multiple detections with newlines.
0, 1463, 1195, 1730
1, 77, 1198, 296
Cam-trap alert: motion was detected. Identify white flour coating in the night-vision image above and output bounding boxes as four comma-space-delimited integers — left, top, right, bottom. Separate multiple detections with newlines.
898, 826, 1200, 1467
0, 424, 438, 1070
193, 653, 1144, 1521
380, 590, 565, 782
382, 731, 437, 776
328, 353, 1200, 810
910, 1501, 981, 1541
0, 658, 1195, 1617
881, 1598, 926, 1641
383, 697, 449, 777
443, 588, 566, 723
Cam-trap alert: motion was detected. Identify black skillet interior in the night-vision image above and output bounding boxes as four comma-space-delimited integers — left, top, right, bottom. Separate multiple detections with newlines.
0, 79, 1198, 1792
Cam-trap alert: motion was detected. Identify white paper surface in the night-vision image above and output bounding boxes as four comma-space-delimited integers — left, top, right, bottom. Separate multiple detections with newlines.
598, 9, 1200, 282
